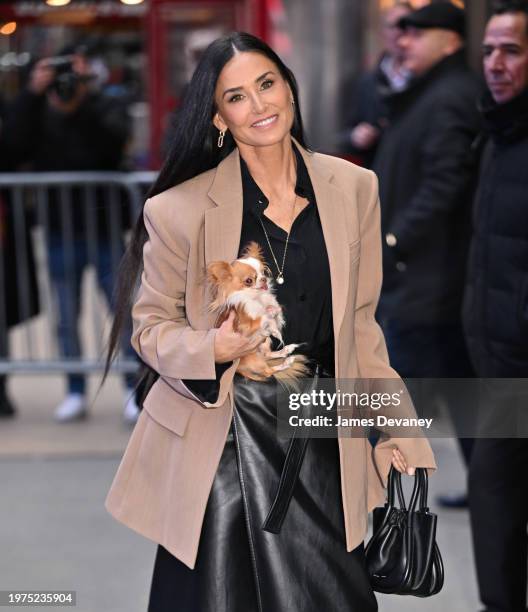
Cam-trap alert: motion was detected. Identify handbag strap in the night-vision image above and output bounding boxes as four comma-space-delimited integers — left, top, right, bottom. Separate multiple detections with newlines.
387, 466, 427, 513
407, 468, 422, 513
387, 466, 407, 510
417, 467, 430, 511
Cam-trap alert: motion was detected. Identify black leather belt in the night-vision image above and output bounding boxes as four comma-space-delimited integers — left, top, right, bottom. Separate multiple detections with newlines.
262, 364, 327, 534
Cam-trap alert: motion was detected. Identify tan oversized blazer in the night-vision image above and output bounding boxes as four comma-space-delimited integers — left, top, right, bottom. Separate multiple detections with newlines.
105, 138, 437, 570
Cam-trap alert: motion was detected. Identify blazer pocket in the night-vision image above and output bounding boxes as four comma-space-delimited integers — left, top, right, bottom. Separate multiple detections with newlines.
143, 377, 194, 437
349, 239, 361, 264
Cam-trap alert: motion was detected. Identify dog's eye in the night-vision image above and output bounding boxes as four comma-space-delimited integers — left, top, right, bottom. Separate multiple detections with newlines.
244, 278, 253, 286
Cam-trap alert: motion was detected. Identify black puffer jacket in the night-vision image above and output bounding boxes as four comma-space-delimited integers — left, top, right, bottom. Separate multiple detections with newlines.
463, 89, 528, 377
373, 51, 483, 327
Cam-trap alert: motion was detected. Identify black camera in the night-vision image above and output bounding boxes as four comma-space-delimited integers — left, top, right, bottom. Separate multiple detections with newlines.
46, 55, 89, 103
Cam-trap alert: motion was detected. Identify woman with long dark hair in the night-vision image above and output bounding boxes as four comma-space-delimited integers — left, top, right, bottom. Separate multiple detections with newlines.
104, 32, 436, 611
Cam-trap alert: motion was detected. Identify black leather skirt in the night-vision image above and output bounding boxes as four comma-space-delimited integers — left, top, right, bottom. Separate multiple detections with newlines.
147, 373, 377, 612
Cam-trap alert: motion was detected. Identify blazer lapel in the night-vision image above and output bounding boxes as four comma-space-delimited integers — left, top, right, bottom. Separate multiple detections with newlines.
204, 140, 351, 363
205, 147, 243, 265
295, 143, 351, 359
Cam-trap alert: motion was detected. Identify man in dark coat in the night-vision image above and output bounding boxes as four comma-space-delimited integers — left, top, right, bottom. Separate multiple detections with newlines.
464, 3, 528, 610
339, 2, 412, 167
372, 2, 482, 505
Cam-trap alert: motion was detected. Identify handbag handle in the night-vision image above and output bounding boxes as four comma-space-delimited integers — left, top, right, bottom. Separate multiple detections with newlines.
416, 467, 430, 511
386, 466, 425, 513
387, 465, 407, 510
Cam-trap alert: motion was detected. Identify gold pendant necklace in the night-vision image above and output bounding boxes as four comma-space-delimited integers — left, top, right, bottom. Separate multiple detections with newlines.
257, 194, 297, 285
258, 217, 288, 284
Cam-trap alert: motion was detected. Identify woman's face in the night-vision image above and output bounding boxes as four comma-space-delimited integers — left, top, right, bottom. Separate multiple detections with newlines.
213, 51, 295, 148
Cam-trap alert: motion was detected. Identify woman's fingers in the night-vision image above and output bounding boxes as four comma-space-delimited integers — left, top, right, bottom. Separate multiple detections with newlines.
214, 312, 241, 362
391, 449, 417, 476
226, 330, 265, 359
246, 330, 266, 351
216, 314, 267, 360
391, 448, 407, 474
221, 310, 236, 330
391, 456, 405, 474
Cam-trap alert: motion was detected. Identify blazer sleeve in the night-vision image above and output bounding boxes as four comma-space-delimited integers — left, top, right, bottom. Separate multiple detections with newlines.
131, 197, 238, 408
181, 361, 232, 404
354, 170, 437, 484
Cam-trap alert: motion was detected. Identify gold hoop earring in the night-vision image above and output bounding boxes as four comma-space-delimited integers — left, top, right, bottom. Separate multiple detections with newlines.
217, 130, 225, 148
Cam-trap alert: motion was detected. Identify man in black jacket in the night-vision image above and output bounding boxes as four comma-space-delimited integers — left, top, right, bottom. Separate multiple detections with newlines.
339, 2, 412, 167
372, 3, 482, 506
464, 2, 528, 610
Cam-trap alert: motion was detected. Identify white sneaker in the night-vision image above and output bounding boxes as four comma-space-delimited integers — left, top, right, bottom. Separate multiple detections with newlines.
123, 391, 140, 425
54, 393, 87, 423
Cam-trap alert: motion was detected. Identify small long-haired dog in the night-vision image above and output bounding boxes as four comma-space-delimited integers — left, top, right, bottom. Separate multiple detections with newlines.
206, 241, 309, 385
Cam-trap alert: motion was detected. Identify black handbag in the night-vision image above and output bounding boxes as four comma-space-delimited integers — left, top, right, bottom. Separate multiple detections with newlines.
365, 466, 444, 597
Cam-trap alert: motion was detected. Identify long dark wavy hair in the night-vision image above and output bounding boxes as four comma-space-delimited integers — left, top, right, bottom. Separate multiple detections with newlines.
103, 31, 309, 404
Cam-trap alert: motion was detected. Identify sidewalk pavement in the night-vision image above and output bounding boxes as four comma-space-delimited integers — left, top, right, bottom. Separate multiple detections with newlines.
0, 375, 480, 612
0, 376, 133, 458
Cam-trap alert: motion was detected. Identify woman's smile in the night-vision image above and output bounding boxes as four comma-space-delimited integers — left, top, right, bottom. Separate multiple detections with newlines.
251, 114, 279, 128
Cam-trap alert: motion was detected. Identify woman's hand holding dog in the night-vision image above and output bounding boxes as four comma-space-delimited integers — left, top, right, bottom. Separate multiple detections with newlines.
214, 311, 266, 363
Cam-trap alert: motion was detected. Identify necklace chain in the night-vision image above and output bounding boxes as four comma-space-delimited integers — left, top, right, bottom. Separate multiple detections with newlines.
257, 194, 297, 285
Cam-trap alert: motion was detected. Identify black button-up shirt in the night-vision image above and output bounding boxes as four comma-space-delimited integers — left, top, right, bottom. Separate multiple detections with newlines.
184, 144, 335, 402
238, 143, 334, 373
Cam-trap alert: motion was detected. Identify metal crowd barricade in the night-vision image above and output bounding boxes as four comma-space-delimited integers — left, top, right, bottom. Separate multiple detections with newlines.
0, 171, 157, 376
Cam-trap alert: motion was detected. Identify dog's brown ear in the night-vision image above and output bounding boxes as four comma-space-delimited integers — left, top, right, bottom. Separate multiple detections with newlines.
207, 261, 232, 285
241, 241, 265, 262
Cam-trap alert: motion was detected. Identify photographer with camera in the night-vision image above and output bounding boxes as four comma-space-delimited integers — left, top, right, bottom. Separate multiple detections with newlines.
5, 49, 128, 172
2, 45, 139, 424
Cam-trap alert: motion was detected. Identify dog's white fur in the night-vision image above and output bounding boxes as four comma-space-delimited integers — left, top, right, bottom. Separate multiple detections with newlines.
206, 242, 309, 384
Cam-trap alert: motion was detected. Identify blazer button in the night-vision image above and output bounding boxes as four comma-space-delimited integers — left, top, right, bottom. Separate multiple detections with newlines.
396, 261, 407, 272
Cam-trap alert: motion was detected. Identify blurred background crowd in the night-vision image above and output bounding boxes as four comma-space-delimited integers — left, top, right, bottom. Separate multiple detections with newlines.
1, 0, 528, 610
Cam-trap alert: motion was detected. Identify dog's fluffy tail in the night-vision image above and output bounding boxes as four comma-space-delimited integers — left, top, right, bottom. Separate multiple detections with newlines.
273, 354, 312, 391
